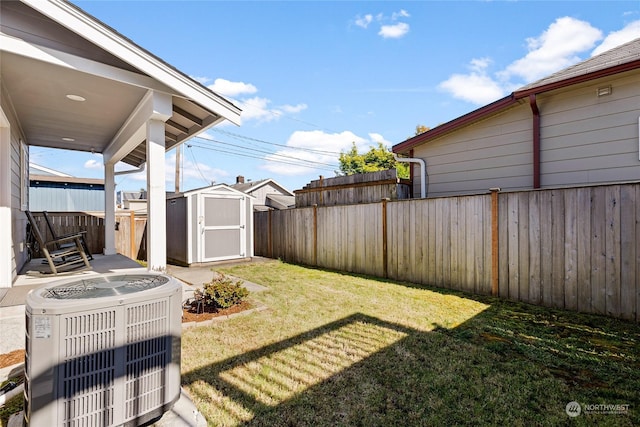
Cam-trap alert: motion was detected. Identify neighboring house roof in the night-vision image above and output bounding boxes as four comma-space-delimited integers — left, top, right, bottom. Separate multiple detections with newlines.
265, 194, 296, 210
394, 37, 640, 154
1, 0, 241, 167
29, 162, 72, 177
30, 174, 104, 186
230, 178, 295, 197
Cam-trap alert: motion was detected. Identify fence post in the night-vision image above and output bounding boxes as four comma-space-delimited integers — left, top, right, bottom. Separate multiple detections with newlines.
129, 211, 136, 259
313, 204, 318, 266
490, 188, 500, 296
382, 198, 389, 279
268, 209, 273, 259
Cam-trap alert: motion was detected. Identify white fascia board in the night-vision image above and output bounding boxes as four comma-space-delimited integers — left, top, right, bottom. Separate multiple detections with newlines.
22, 0, 241, 125
0, 33, 175, 94
103, 90, 172, 165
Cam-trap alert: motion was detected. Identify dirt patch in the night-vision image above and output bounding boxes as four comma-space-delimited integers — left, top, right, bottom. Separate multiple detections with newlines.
182, 300, 253, 323
0, 349, 25, 369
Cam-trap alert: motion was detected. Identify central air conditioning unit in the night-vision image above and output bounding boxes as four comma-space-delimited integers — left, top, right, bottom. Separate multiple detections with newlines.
24, 273, 183, 427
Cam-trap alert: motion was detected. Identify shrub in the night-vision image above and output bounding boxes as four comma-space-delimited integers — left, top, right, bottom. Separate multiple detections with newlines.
195, 272, 249, 309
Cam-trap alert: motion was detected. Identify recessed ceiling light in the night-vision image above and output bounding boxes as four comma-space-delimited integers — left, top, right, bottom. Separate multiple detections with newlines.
66, 94, 86, 102
62, 137, 75, 142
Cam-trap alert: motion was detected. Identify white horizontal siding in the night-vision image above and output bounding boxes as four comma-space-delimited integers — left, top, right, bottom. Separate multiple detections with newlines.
540, 72, 640, 187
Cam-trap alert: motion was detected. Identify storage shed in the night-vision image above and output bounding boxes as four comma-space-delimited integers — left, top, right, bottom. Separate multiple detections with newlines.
166, 184, 254, 265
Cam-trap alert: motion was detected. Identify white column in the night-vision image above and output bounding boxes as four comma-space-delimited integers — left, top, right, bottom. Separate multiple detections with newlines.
146, 118, 166, 272
104, 161, 117, 255
0, 114, 12, 287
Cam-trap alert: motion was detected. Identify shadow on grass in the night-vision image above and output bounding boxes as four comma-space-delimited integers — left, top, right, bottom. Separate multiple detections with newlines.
183, 301, 639, 426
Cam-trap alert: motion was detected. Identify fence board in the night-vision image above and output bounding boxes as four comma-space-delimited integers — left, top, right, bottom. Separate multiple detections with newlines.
576, 188, 592, 313
591, 186, 607, 314
564, 189, 578, 311
539, 191, 553, 306
528, 192, 541, 304
551, 191, 565, 308
620, 185, 636, 320
518, 193, 530, 303
605, 186, 621, 317
507, 193, 519, 300
498, 194, 508, 298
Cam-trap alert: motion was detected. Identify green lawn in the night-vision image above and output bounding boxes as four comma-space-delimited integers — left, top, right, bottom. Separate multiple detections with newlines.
181, 260, 639, 427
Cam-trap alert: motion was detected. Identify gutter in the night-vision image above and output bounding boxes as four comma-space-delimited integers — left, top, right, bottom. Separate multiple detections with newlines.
394, 155, 427, 198
115, 163, 146, 176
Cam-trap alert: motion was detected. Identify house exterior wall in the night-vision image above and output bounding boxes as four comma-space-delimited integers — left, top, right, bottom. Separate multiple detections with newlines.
538, 72, 640, 187
411, 102, 533, 197
29, 186, 105, 211
249, 184, 288, 206
409, 70, 640, 198
1, 84, 28, 284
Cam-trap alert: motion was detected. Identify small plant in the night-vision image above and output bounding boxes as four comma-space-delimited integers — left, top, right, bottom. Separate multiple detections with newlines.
194, 272, 249, 309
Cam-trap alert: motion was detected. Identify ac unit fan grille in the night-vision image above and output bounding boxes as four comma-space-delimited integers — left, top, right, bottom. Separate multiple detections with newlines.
42, 274, 170, 299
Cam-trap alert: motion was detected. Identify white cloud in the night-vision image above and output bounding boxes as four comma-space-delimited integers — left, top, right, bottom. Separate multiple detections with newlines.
84, 159, 102, 170
591, 20, 640, 56
368, 133, 392, 146
439, 58, 505, 105
280, 103, 308, 114
501, 17, 602, 82
355, 14, 373, 29
354, 10, 411, 39
208, 78, 257, 97
379, 22, 410, 39
261, 130, 369, 176
392, 10, 410, 20
439, 16, 610, 105
235, 97, 307, 123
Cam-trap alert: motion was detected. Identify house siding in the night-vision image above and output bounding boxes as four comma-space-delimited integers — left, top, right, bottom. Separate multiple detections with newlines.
2, 84, 28, 282
29, 186, 105, 211
539, 72, 640, 187
412, 102, 532, 197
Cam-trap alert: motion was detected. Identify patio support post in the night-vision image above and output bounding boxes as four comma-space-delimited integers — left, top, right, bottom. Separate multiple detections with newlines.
0, 112, 12, 286
104, 162, 117, 255
146, 118, 166, 272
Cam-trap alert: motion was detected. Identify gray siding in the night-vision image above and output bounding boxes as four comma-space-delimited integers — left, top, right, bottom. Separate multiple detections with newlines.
539, 73, 640, 187
412, 102, 532, 197
29, 187, 105, 211
3, 82, 28, 282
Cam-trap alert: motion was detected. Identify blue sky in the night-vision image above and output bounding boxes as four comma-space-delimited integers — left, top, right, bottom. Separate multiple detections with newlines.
30, 1, 640, 193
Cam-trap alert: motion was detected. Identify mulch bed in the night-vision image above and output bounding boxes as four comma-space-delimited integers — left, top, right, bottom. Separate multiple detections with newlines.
182, 301, 253, 323
0, 350, 24, 370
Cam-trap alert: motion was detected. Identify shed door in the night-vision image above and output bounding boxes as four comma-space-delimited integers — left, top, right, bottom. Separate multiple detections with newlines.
198, 194, 246, 262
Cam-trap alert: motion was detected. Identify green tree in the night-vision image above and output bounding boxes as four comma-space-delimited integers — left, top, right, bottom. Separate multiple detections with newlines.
338, 142, 409, 178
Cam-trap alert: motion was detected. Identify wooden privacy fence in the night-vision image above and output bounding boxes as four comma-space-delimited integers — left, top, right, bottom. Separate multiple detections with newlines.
255, 182, 640, 322
29, 211, 147, 260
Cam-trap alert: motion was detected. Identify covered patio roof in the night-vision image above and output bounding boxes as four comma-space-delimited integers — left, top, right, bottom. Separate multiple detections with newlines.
1, 0, 240, 167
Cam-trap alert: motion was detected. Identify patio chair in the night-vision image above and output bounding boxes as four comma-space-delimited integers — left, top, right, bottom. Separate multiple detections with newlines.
42, 211, 93, 260
25, 211, 91, 275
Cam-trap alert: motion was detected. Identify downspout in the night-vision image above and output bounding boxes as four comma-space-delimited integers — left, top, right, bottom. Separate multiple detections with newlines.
529, 94, 541, 189
394, 154, 427, 198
